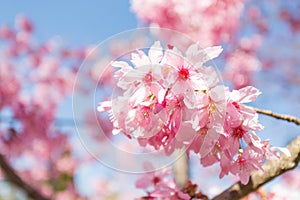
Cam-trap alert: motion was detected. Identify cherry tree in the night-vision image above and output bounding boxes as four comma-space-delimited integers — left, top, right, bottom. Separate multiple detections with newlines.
1, 1, 300, 200
0, 15, 93, 199
127, 0, 300, 199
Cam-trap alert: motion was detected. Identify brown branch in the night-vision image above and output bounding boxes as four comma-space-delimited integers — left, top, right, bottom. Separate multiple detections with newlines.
251, 107, 300, 126
212, 135, 300, 200
0, 153, 51, 200
173, 152, 189, 189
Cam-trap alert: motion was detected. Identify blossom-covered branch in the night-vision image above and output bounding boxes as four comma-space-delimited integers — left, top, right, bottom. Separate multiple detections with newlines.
98, 41, 288, 186
212, 135, 300, 200
0, 153, 50, 200
252, 107, 300, 126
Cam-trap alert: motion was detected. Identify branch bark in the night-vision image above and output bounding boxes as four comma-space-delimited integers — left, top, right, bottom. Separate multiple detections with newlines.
251, 107, 300, 126
212, 135, 300, 200
0, 153, 51, 200
173, 151, 189, 189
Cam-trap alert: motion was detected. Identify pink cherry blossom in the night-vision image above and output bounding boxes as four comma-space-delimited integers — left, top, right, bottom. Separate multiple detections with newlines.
224, 49, 261, 89
98, 41, 224, 154
131, 0, 245, 47
97, 41, 285, 185
136, 163, 190, 200
130, 0, 268, 89
230, 147, 263, 185
0, 16, 86, 199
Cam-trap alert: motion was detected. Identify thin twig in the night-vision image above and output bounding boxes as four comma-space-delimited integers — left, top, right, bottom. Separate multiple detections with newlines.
0, 153, 51, 200
251, 107, 300, 126
212, 135, 300, 200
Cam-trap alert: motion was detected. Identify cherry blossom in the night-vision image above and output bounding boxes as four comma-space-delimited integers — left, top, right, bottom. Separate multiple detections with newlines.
136, 163, 190, 200
131, 0, 245, 47
0, 16, 87, 199
98, 41, 224, 153
1, 3, 299, 199
130, 0, 266, 89
98, 41, 287, 186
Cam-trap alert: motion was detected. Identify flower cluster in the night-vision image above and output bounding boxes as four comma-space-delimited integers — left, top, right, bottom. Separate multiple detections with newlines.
136, 165, 189, 199
0, 16, 86, 199
98, 41, 224, 149
130, 0, 265, 89
131, 0, 245, 47
98, 41, 287, 184
135, 163, 206, 200
224, 36, 262, 89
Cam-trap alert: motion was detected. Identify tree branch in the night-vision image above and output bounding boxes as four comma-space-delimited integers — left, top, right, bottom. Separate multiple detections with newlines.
0, 153, 51, 200
173, 152, 189, 189
212, 135, 300, 200
251, 107, 300, 126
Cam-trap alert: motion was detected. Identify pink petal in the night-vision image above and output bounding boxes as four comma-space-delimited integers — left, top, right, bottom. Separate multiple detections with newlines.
175, 122, 196, 142
238, 86, 261, 103
149, 41, 163, 64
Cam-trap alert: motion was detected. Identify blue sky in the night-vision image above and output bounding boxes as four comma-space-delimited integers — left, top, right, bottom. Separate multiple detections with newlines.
0, 0, 138, 45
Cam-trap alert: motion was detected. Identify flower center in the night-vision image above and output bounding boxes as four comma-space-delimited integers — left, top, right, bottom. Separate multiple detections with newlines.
143, 72, 152, 83
178, 67, 189, 80
232, 101, 240, 109
153, 177, 161, 184
234, 126, 244, 138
